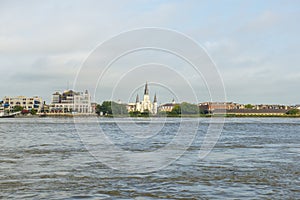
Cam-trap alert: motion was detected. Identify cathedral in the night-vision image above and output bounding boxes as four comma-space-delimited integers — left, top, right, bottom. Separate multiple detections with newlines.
128, 82, 158, 114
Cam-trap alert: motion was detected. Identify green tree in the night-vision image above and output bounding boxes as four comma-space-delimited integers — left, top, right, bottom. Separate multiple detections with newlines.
95, 104, 102, 115
129, 111, 141, 117
141, 111, 150, 117
168, 102, 200, 116
99, 101, 112, 115
111, 102, 128, 115
245, 104, 254, 109
30, 109, 37, 115
172, 104, 181, 114
286, 109, 300, 115
180, 102, 199, 115
168, 105, 181, 116
199, 108, 208, 115
98, 101, 128, 116
13, 105, 23, 112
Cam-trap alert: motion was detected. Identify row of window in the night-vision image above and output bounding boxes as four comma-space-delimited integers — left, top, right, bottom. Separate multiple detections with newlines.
54, 105, 90, 108
4, 102, 40, 105
5, 98, 36, 101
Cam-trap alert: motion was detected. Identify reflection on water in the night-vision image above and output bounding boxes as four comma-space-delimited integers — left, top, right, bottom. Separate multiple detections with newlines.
0, 117, 299, 199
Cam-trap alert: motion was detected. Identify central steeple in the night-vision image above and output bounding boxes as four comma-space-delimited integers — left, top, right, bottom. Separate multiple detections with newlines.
144, 82, 149, 95
131, 81, 158, 115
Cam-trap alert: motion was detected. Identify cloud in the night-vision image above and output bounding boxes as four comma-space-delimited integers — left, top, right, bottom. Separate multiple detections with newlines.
239, 10, 280, 33
0, 0, 299, 104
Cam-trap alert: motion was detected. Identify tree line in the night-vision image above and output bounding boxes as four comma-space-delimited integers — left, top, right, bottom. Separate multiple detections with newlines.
96, 101, 206, 117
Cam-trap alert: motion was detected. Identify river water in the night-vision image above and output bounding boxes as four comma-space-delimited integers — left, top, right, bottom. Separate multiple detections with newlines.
0, 117, 299, 199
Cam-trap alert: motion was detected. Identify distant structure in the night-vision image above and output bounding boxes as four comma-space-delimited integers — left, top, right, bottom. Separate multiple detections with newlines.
198, 102, 245, 112
50, 89, 92, 113
158, 99, 178, 112
127, 82, 158, 114
1, 96, 43, 112
198, 102, 292, 116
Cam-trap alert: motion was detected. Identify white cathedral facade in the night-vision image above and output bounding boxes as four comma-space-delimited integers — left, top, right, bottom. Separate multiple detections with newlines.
127, 82, 158, 114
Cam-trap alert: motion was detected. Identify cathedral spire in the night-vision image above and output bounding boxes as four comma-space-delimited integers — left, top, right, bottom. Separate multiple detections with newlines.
144, 82, 149, 95
153, 93, 157, 103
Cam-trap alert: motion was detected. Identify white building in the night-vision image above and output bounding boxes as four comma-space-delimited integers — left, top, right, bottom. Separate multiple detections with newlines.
158, 99, 178, 112
127, 82, 158, 114
2, 96, 43, 112
50, 90, 92, 113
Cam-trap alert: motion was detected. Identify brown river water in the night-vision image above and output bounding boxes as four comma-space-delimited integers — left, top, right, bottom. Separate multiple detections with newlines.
0, 117, 299, 199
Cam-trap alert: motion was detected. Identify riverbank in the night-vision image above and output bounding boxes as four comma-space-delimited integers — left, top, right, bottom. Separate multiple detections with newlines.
7, 113, 300, 118
12, 113, 98, 118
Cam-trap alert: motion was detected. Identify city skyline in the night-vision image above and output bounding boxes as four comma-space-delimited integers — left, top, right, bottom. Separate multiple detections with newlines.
0, 1, 299, 104
1, 86, 299, 107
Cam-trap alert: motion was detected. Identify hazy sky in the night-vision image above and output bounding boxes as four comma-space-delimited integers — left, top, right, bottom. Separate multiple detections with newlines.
0, 0, 299, 104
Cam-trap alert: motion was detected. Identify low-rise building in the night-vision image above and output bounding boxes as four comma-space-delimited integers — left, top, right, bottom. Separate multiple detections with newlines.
227, 109, 288, 116
198, 102, 291, 114
2, 96, 43, 112
50, 90, 92, 113
254, 104, 290, 110
158, 99, 178, 112
198, 102, 244, 113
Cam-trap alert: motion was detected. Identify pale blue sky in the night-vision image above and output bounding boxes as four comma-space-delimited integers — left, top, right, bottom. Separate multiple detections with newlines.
0, 0, 299, 104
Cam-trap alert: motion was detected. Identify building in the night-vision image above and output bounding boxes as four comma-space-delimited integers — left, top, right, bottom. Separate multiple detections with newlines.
253, 104, 289, 110
158, 99, 178, 112
50, 89, 92, 113
226, 109, 288, 116
127, 82, 158, 114
199, 102, 292, 115
91, 102, 98, 114
198, 102, 245, 113
2, 96, 43, 112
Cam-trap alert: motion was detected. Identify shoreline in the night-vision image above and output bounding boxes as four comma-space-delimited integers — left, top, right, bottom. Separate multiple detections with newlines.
8, 113, 300, 118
